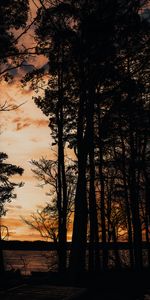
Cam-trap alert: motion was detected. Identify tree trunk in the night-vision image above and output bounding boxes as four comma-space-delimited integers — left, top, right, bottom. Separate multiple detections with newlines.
69, 64, 88, 276
57, 44, 67, 273
69, 141, 88, 275
129, 121, 143, 270
112, 226, 121, 269
144, 170, 150, 266
97, 104, 108, 270
0, 222, 5, 274
88, 94, 100, 273
120, 126, 134, 269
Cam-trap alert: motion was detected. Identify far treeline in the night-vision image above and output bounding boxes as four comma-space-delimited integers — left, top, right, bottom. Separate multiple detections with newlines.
1, 0, 150, 276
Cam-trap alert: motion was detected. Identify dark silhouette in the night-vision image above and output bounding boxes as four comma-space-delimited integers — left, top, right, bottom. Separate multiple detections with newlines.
23, 157, 76, 247
1, 0, 150, 298
0, 1, 29, 288
0, 153, 24, 276
0, 0, 29, 80
22, 0, 150, 277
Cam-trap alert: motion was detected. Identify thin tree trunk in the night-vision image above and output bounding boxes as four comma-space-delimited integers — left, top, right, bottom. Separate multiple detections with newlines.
144, 170, 150, 266
0, 221, 5, 274
112, 226, 121, 269
88, 93, 100, 273
57, 44, 67, 273
97, 104, 108, 270
126, 56, 142, 270
120, 126, 134, 269
129, 120, 143, 270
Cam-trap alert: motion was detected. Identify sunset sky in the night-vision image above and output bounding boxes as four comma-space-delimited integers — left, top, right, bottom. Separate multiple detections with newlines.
0, 77, 55, 240
0, 0, 52, 241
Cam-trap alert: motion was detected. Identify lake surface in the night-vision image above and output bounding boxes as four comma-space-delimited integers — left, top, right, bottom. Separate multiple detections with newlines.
3, 248, 149, 276
3, 250, 58, 275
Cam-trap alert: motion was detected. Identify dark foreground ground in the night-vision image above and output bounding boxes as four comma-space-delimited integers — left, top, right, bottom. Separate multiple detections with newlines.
0, 269, 150, 299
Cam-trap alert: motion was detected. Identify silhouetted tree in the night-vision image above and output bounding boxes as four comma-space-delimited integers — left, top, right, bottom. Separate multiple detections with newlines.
0, 152, 23, 273
23, 157, 76, 269
22, 0, 150, 275
0, 0, 29, 80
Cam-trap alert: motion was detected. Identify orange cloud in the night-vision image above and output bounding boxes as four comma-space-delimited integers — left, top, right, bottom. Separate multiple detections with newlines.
12, 116, 49, 131
34, 119, 49, 127
6, 204, 23, 210
30, 137, 38, 143
2, 216, 44, 241
9, 232, 44, 241
16, 122, 31, 131
2, 217, 23, 228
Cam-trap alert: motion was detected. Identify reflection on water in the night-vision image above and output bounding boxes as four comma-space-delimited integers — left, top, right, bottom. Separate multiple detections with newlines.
3, 250, 58, 275
3, 249, 150, 275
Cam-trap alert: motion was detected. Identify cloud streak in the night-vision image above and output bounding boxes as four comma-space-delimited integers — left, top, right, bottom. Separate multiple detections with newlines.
2, 216, 43, 241
12, 117, 49, 131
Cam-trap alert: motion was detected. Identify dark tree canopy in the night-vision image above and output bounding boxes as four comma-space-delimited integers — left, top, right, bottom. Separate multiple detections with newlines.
0, 0, 29, 62
0, 152, 24, 217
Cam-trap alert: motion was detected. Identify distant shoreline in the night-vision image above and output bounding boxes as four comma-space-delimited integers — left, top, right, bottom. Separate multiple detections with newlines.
0, 240, 59, 251
1, 241, 150, 251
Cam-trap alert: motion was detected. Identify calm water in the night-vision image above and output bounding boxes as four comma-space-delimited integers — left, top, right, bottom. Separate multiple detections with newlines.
3, 249, 150, 276
3, 250, 58, 275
